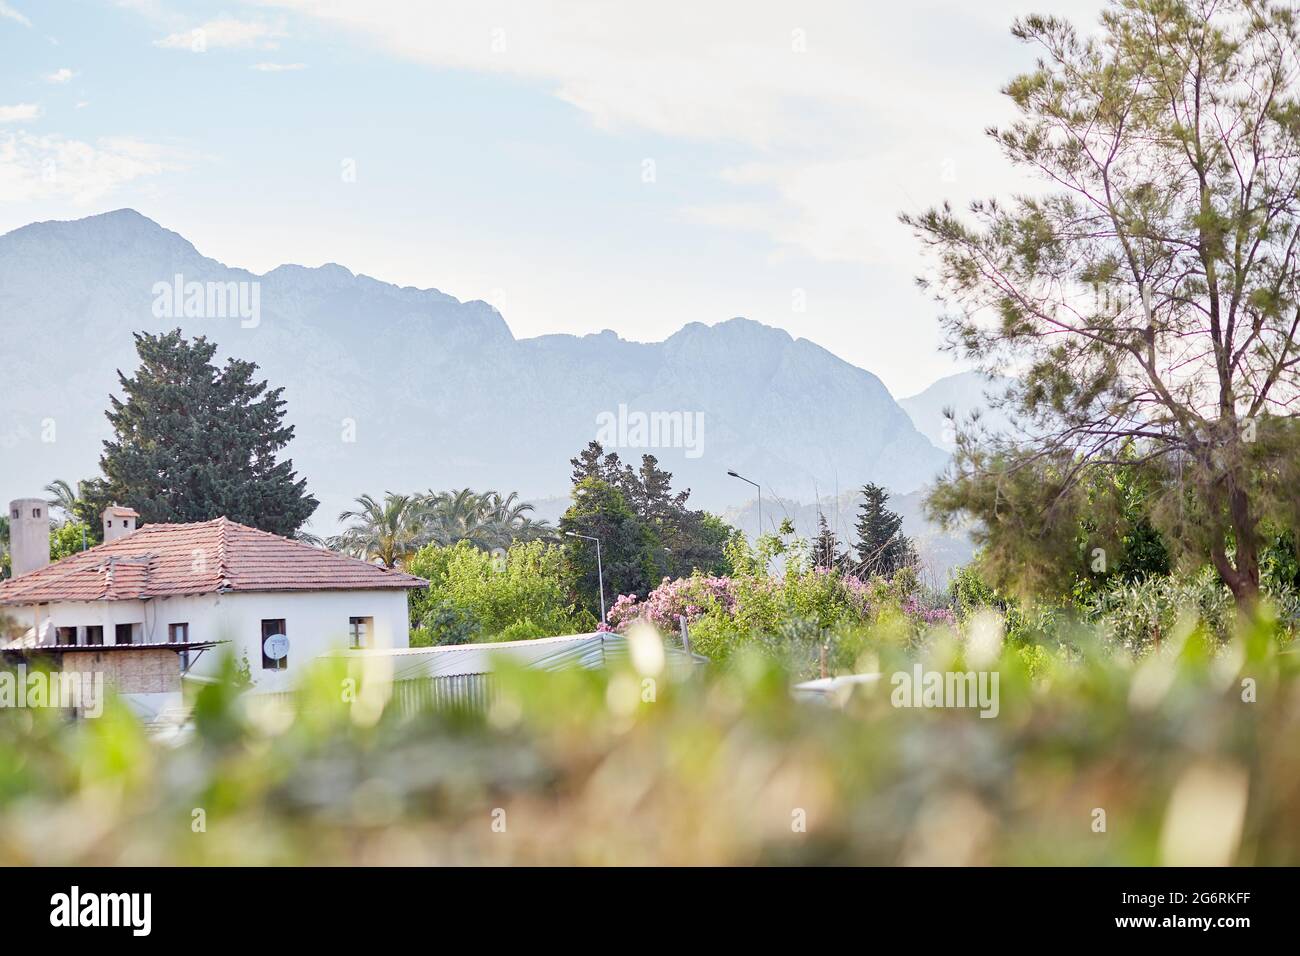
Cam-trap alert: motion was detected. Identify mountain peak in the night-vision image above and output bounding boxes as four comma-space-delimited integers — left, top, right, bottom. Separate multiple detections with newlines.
1, 207, 200, 259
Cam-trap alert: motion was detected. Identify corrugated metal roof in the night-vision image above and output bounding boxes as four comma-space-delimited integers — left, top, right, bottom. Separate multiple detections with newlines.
335, 631, 707, 680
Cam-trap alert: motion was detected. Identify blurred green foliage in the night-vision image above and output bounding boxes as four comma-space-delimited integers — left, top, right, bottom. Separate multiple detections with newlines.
3, 607, 1294, 865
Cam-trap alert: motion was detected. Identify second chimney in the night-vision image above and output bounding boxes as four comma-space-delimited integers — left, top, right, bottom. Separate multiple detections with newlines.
102, 505, 140, 543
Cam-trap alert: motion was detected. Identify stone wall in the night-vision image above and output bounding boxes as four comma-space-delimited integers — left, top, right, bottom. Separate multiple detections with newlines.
60, 648, 182, 695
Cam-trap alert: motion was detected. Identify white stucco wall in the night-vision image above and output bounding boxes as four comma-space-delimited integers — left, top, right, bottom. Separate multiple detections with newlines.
13, 588, 412, 693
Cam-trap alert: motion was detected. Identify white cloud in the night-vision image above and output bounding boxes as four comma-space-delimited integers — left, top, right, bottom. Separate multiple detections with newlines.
261, 0, 888, 148
45, 68, 75, 83
0, 2, 31, 28
261, 0, 1105, 266
154, 18, 284, 52
0, 103, 41, 123
251, 61, 306, 71
0, 132, 186, 203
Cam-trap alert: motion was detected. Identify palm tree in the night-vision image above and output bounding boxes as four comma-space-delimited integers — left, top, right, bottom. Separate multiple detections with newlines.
294, 528, 327, 548
421, 488, 498, 549
331, 488, 553, 563
483, 490, 553, 544
45, 479, 79, 525
331, 493, 427, 568
421, 488, 554, 550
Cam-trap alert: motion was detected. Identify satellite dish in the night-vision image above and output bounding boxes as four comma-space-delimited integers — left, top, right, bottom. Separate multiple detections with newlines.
263, 633, 290, 661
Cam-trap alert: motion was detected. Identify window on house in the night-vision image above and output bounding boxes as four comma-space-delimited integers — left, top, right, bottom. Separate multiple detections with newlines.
261, 619, 287, 670
56, 626, 77, 644
115, 623, 139, 645
31, 507, 41, 519
84, 626, 103, 646
348, 616, 373, 649
168, 622, 189, 643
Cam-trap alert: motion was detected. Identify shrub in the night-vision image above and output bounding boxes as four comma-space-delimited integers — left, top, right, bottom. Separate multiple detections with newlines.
607, 538, 951, 668
407, 540, 595, 644
1092, 569, 1239, 653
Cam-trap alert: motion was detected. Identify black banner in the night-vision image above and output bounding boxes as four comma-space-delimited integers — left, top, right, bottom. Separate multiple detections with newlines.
0, 867, 1287, 942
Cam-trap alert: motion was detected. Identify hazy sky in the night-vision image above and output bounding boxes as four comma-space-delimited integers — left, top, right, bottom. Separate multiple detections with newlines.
1, 0, 1104, 397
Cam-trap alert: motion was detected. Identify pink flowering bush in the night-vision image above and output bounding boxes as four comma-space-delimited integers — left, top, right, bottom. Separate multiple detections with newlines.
607, 557, 956, 667
903, 595, 957, 628
603, 530, 960, 671
606, 574, 740, 633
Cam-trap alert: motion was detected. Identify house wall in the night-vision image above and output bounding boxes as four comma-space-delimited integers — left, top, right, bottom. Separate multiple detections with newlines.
11, 589, 412, 694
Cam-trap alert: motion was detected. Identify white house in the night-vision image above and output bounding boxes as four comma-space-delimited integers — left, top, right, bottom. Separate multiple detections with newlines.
0, 504, 427, 696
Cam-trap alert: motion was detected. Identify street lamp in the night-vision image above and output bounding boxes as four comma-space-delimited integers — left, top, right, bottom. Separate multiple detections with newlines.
565, 531, 606, 626
726, 470, 761, 540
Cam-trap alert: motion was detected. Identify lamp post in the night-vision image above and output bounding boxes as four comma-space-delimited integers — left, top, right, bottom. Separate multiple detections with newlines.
727, 470, 762, 540
565, 531, 606, 626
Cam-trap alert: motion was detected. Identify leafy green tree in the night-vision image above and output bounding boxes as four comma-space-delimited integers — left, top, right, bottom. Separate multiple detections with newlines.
568, 442, 732, 580
907, 0, 1300, 608
1070, 447, 1171, 602
406, 540, 594, 644
852, 484, 914, 578
98, 330, 316, 536
560, 477, 656, 616
50, 522, 91, 561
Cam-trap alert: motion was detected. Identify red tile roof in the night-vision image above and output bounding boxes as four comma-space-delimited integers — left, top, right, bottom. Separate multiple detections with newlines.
0, 518, 427, 606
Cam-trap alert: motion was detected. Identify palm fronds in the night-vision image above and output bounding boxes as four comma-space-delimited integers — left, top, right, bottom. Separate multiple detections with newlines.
329, 488, 552, 565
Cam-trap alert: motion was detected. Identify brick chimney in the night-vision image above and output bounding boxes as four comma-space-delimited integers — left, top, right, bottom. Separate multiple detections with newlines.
8, 498, 50, 578
102, 505, 139, 543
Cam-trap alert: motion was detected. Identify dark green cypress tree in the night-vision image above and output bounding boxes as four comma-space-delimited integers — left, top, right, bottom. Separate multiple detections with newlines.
853, 483, 913, 578
98, 330, 317, 536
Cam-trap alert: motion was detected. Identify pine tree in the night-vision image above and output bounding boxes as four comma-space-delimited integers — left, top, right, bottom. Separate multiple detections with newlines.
811, 513, 846, 572
905, 0, 1300, 607
852, 483, 913, 578
98, 330, 318, 536
564, 442, 731, 591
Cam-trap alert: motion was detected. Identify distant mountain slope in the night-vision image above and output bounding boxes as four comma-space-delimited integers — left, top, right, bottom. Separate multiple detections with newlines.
899, 370, 1015, 451
0, 210, 950, 534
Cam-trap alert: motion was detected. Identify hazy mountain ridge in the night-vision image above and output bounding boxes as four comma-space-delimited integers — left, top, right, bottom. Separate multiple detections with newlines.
0, 210, 954, 553
900, 370, 1015, 451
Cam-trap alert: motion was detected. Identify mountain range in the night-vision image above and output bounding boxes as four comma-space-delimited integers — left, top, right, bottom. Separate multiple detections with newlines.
0, 210, 987, 573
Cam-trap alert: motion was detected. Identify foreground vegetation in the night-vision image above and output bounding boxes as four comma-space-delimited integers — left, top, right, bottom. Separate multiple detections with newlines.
0, 608, 1295, 865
